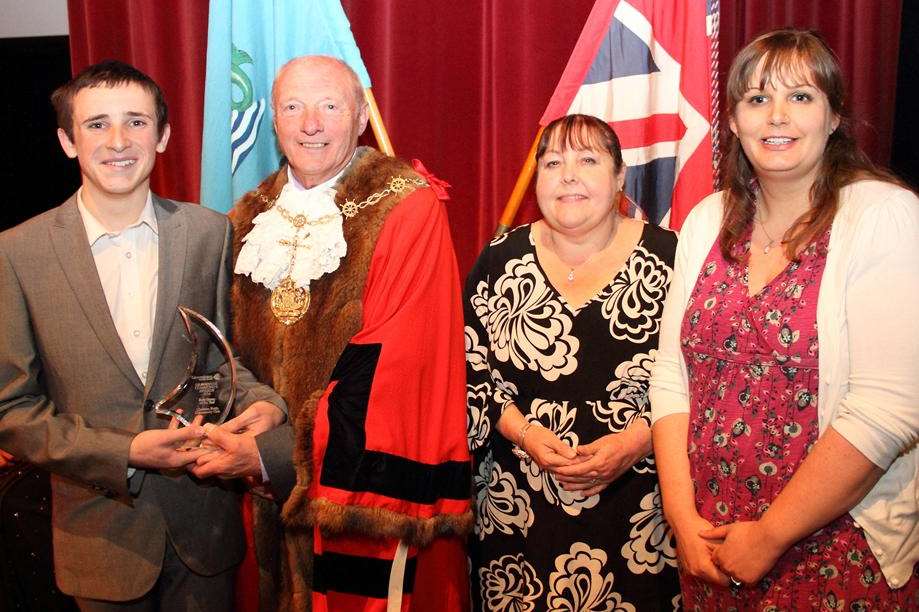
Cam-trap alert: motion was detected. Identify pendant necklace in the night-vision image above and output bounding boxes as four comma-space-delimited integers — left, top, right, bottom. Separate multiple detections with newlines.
566, 253, 596, 283
566, 259, 598, 282
561, 221, 618, 283
753, 203, 782, 255
755, 215, 778, 254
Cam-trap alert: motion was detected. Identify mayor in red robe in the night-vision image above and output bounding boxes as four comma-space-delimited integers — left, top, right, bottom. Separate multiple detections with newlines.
191, 56, 471, 612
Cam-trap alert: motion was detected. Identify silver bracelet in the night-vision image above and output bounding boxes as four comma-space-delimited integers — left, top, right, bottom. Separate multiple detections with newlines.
511, 421, 542, 461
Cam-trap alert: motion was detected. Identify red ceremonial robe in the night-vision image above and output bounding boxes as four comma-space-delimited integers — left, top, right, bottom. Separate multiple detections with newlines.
230, 148, 471, 612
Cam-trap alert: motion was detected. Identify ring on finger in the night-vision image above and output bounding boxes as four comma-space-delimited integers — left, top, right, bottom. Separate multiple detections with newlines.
589, 477, 598, 484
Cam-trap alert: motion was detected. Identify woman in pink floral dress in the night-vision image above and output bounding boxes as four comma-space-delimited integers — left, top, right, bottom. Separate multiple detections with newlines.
650, 29, 919, 610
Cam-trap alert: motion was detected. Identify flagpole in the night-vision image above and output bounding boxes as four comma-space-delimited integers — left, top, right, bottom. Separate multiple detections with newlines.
494, 126, 544, 237
364, 88, 395, 156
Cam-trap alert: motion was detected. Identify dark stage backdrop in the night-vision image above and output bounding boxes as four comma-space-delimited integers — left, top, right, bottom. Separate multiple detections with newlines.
66, 0, 904, 274
0, 36, 78, 231
891, 0, 919, 188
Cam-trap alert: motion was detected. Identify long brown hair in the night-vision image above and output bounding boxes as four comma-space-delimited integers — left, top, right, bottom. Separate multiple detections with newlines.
719, 29, 901, 261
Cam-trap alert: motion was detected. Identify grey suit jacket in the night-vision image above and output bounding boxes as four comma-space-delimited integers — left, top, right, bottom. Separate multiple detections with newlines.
0, 194, 285, 601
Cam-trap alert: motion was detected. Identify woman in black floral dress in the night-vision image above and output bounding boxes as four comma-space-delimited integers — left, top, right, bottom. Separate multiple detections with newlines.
465, 114, 680, 611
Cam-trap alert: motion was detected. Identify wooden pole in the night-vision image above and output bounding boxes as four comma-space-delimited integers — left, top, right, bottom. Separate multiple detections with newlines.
364, 87, 395, 156
494, 126, 545, 237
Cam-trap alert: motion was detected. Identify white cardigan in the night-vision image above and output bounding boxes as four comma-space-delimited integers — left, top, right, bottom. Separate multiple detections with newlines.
650, 180, 919, 588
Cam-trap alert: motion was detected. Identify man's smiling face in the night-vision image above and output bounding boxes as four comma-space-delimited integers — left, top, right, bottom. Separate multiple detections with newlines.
272, 58, 368, 188
57, 82, 169, 202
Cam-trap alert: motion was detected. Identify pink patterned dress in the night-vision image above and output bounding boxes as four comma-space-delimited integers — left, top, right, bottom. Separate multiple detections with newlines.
679, 229, 919, 611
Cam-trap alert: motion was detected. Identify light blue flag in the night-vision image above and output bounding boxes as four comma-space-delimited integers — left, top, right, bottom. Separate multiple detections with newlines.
200, 0, 371, 212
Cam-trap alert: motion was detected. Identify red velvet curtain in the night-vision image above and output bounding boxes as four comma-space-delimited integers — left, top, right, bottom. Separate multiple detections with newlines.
67, 0, 902, 272
67, 0, 208, 205
341, 1, 594, 272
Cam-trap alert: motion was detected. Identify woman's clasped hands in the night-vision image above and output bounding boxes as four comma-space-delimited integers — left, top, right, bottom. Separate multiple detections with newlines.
673, 515, 787, 588
699, 519, 787, 587
532, 424, 650, 498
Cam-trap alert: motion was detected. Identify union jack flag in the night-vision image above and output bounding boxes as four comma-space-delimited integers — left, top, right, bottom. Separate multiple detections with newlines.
541, 0, 718, 230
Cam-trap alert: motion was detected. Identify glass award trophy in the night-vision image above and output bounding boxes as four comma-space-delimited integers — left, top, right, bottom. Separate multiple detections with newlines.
151, 306, 237, 426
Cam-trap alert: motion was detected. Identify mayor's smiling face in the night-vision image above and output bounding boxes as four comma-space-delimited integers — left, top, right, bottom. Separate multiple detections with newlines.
273, 59, 368, 188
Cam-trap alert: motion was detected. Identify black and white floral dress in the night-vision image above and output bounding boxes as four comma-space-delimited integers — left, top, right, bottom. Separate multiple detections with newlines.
465, 223, 681, 611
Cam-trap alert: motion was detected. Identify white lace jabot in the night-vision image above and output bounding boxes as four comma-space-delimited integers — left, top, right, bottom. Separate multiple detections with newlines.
234, 180, 347, 291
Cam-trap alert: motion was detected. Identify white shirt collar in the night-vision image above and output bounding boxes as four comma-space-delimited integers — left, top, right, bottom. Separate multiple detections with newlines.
285, 150, 357, 193
76, 188, 158, 245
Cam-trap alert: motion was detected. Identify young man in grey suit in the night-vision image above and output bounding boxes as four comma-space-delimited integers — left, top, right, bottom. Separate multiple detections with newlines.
0, 60, 287, 611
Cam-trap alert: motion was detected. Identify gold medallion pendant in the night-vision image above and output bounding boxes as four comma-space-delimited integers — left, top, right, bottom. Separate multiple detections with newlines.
270, 277, 310, 325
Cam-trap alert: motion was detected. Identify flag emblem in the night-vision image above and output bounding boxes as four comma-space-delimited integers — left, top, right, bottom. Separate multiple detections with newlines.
229, 46, 266, 174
